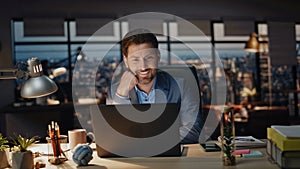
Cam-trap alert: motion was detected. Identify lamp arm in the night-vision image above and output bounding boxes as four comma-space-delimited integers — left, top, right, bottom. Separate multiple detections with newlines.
0, 68, 27, 80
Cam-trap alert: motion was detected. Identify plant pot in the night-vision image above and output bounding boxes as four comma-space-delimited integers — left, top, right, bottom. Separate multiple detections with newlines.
0, 149, 10, 169
12, 151, 34, 169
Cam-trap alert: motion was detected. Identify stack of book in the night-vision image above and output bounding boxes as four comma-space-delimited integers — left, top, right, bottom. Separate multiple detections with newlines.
267, 125, 300, 168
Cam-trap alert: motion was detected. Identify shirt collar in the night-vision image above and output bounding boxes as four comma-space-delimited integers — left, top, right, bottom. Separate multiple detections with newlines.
134, 76, 157, 94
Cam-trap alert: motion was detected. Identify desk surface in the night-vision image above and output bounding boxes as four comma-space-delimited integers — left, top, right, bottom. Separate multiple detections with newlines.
26, 143, 278, 169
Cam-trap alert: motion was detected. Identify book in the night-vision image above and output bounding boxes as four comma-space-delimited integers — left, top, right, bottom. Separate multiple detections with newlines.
235, 136, 267, 148
267, 139, 300, 169
271, 125, 300, 138
218, 136, 266, 148
267, 125, 300, 151
242, 150, 263, 158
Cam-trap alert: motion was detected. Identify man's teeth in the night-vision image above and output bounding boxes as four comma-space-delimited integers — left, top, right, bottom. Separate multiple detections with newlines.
139, 70, 149, 74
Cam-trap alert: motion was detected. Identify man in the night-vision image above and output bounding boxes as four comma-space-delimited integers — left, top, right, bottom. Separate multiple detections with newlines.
107, 28, 202, 143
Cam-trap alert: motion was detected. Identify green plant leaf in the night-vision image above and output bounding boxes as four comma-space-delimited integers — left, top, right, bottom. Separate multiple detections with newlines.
0, 133, 9, 151
12, 135, 40, 152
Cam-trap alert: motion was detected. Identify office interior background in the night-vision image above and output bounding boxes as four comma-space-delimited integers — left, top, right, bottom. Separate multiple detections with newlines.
1, 0, 300, 140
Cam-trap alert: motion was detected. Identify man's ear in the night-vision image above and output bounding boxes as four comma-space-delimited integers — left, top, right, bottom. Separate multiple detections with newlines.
123, 55, 129, 68
157, 50, 161, 63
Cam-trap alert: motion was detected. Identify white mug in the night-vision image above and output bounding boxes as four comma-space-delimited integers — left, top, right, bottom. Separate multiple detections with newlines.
68, 129, 94, 150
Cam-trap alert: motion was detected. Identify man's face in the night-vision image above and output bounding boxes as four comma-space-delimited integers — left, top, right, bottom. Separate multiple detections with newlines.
124, 42, 160, 85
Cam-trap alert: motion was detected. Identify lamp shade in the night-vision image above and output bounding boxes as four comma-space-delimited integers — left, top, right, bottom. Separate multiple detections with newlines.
244, 32, 259, 53
21, 75, 58, 98
20, 57, 58, 98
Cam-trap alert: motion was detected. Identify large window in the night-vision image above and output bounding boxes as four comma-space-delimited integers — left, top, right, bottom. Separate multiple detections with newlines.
12, 19, 299, 108
12, 19, 122, 103
213, 21, 259, 105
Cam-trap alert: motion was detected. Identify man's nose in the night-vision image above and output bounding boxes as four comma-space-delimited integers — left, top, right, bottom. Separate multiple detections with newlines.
140, 58, 149, 70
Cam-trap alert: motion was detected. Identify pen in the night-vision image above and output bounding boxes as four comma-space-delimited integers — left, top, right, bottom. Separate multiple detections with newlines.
54, 122, 61, 157
49, 121, 58, 157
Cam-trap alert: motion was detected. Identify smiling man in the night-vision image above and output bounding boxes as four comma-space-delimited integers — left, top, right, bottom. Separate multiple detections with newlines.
107, 28, 202, 144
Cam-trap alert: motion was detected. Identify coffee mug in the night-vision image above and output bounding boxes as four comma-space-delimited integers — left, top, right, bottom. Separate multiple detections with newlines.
68, 129, 95, 150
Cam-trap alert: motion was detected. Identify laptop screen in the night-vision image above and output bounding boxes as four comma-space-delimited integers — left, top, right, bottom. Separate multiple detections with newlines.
90, 103, 182, 157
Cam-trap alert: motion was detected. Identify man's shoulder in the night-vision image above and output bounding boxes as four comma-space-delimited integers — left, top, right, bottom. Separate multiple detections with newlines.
156, 70, 176, 83
156, 70, 184, 90
157, 70, 168, 76
156, 70, 184, 83
157, 69, 175, 79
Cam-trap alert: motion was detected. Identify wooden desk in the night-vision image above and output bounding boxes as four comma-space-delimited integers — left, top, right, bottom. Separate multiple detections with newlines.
26, 144, 279, 169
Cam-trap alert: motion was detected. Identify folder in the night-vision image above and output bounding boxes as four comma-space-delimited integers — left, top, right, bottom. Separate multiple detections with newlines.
267, 125, 300, 151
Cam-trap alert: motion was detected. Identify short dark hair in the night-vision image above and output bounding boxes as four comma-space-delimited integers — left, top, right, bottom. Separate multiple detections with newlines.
121, 28, 158, 57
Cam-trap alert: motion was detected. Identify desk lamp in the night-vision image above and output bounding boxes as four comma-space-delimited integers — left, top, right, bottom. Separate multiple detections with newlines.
0, 57, 58, 98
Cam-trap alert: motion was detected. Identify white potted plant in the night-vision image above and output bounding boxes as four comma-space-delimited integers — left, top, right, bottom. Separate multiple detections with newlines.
0, 133, 10, 168
11, 135, 39, 169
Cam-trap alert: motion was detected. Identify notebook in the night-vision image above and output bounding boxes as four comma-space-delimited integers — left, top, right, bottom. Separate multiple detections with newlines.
89, 103, 182, 157
218, 136, 266, 148
271, 125, 300, 138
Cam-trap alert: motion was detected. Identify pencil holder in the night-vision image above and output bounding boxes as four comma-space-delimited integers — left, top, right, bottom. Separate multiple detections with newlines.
220, 106, 236, 166
46, 135, 68, 165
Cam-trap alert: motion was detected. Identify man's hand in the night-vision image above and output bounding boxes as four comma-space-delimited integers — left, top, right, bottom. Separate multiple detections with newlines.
116, 70, 138, 97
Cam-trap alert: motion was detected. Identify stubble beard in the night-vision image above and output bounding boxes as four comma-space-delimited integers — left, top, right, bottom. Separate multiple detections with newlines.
136, 68, 156, 85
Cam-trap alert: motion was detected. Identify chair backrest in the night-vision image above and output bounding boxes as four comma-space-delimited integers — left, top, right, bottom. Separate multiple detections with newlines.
159, 65, 200, 93
158, 65, 202, 121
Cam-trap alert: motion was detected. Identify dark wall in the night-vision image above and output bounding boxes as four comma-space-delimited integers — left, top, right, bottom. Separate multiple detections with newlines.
1, 103, 75, 142
2, 0, 300, 20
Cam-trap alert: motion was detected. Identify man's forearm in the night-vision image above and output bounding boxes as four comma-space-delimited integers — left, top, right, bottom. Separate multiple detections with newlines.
111, 92, 131, 104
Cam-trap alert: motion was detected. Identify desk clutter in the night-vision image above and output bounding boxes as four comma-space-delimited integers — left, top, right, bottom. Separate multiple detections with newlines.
0, 116, 281, 169
1, 133, 279, 169
267, 125, 300, 169
47, 121, 68, 165
0, 121, 95, 168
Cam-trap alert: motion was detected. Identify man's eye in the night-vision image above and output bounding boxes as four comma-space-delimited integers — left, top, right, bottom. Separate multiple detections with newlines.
130, 59, 140, 63
145, 56, 155, 61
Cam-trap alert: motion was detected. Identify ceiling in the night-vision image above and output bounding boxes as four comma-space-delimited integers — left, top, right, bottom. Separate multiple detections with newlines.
1, 0, 300, 21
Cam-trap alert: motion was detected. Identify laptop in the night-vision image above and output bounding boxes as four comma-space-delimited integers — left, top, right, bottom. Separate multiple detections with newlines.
90, 103, 182, 157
